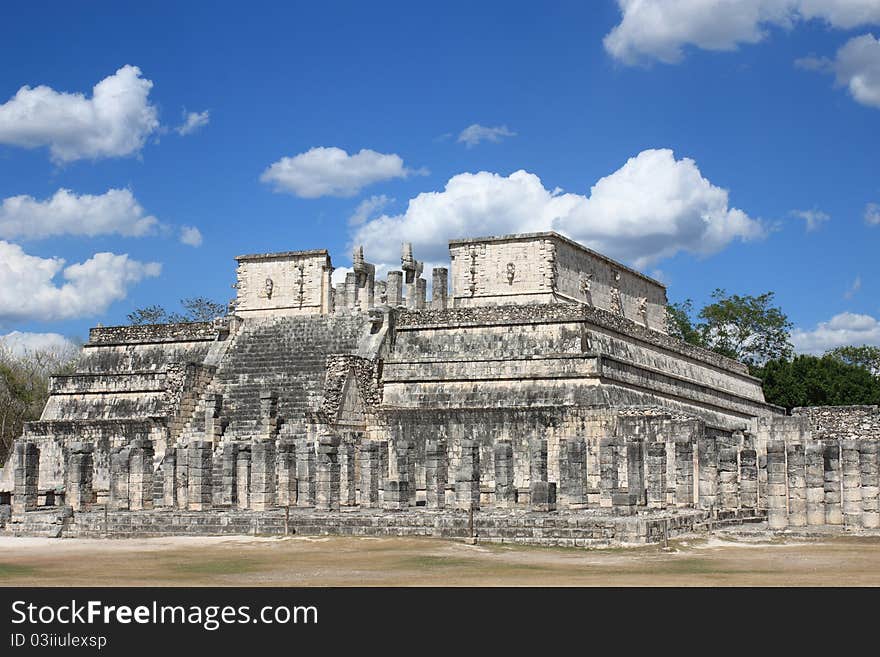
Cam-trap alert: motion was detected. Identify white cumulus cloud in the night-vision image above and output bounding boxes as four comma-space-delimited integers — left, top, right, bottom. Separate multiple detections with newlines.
791, 208, 830, 231
351, 148, 764, 269
457, 124, 516, 147
176, 109, 210, 136
798, 33, 880, 108
793, 311, 880, 353
349, 194, 393, 226
605, 0, 880, 65
866, 202, 880, 224
179, 226, 203, 247
261, 147, 423, 198
0, 65, 159, 162
0, 188, 158, 240
0, 241, 161, 322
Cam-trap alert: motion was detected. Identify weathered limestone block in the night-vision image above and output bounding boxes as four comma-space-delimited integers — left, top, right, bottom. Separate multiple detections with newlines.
841, 439, 862, 528
339, 442, 356, 506
805, 443, 825, 526
757, 453, 768, 510
66, 442, 94, 512
766, 440, 788, 529
276, 439, 297, 507
626, 438, 646, 506
386, 271, 403, 306
674, 437, 693, 507
717, 445, 739, 510
187, 440, 213, 511
859, 439, 879, 529
250, 440, 276, 511
559, 437, 587, 508
739, 447, 758, 509
698, 435, 718, 510
426, 438, 448, 509
295, 438, 316, 507
646, 441, 667, 509
129, 438, 154, 511
431, 267, 448, 310
456, 438, 481, 510
529, 436, 555, 511
493, 439, 515, 507
109, 447, 132, 511
315, 434, 340, 512
823, 442, 842, 525
786, 443, 806, 527
220, 442, 239, 507
259, 391, 280, 440
236, 444, 251, 509
12, 441, 39, 516
358, 441, 381, 508
162, 449, 177, 508
598, 437, 619, 508
204, 393, 223, 442
392, 438, 415, 506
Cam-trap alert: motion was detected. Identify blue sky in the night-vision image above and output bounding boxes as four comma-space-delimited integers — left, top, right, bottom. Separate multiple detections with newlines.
1, 0, 879, 355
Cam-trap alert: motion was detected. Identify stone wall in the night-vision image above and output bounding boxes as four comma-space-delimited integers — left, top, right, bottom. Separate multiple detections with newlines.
792, 405, 880, 441
234, 250, 333, 317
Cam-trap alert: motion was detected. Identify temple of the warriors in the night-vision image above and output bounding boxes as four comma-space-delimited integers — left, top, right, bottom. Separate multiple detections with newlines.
1, 231, 879, 545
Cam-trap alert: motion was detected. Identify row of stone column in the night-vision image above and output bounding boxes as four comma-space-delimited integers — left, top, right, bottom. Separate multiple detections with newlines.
11, 440, 98, 515
767, 439, 879, 529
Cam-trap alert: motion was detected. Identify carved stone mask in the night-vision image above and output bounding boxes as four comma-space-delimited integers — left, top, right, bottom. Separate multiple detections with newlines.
264, 277, 274, 299
506, 262, 516, 285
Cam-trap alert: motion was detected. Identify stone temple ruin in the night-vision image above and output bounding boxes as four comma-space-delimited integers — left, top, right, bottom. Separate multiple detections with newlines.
1, 231, 879, 546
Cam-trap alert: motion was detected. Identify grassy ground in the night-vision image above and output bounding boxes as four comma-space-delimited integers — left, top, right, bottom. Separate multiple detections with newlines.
1, 533, 879, 586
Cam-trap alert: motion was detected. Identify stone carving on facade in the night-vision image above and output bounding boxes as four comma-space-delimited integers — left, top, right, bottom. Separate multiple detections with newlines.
638, 296, 648, 326
258, 277, 274, 300
506, 262, 516, 285
295, 263, 306, 308
579, 272, 593, 306
401, 243, 423, 283
610, 270, 623, 315
468, 245, 478, 297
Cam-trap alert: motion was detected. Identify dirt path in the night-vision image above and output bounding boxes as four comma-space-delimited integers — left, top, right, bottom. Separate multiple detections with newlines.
1, 534, 879, 586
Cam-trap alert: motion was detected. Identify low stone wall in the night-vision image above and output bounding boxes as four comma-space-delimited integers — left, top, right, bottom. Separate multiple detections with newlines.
88, 322, 218, 345
7, 507, 763, 547
792, 406, 880, 441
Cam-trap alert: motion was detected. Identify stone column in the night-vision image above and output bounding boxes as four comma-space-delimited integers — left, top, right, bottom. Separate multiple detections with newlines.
646, 441, 667, 509
786, 443, 806, 526
187, 441, 213, 511
626, 438, 646, 506
204, 393, 223, 443
386, 271, 404, 306
529, 437, 555, 511
392, 438, 415, 506
841, 439, 862, 528
674, 437, 693, 508
717, 445, 739, 510
415, 278, 427, 309
358, 441, 381, 508
859, 439, 879, 529
431, 267, 448, 310
766, 440, 787, 529
757, 453, 768, 510
739, 446, 758, 510
109, 447, 131, 511
276, 439, 297, 507
559, 437, 587, 508
295, 438, 316, 507
598, 438, 618, 508
250, 440, 276, 511
66, 442, 94, 512
315, 434, 340, 512
339, 442, 357, 506
383, 480, 409, 510
236, 444, 251, 509
162, 449, 177, 508
344, 272, 358, 309
823, 442, 842, 525
129, 438, 154, 511
698, 435, 718, 510
426, 438, 448, 509
12, 441, 39, 516
175, 445, 189, 510
456, 438, 481, 510
805, 443, 825, 526
494, 439, 515, 508
220, 442, 239, 507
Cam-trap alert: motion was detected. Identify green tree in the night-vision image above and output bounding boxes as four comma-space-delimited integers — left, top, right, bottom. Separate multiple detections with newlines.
126, 305, 169, 325
757, 354, 880, 411
666, 299, 704, 347
696, 288, 793, 368
826, 345, 880, 376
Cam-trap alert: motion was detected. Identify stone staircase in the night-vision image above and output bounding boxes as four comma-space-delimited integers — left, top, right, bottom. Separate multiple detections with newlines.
181, 314, 371, 441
